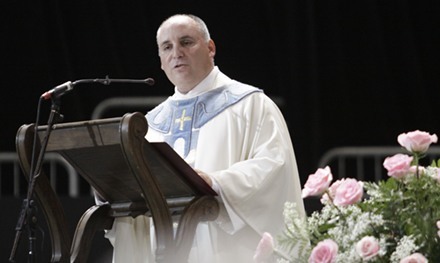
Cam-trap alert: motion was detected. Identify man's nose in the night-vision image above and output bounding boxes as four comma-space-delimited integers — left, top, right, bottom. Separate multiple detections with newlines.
172, 46, 184, 58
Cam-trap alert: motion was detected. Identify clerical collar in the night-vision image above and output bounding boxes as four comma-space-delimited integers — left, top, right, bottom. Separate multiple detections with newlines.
172, 66, 231, 100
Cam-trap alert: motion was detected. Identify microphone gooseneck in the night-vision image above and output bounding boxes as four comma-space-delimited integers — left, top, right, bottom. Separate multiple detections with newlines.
73, 76, 155, 86
40, 76, 155, 100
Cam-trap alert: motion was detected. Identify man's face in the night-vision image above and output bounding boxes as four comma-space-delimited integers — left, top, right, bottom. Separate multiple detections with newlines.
157, 16, 215, 93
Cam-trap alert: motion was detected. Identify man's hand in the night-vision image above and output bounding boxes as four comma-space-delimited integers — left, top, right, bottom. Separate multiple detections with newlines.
195, 169, 212, 187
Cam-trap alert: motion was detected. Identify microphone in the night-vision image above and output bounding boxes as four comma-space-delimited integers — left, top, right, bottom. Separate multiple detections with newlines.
40, 81, 73, 100
40, 76, 155, 101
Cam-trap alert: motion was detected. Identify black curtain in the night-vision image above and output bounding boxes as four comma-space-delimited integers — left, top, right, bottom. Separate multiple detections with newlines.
1, 0, 439, 180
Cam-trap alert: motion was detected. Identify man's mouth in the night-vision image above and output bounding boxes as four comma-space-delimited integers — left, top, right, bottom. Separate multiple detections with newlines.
174, 63, 186, 68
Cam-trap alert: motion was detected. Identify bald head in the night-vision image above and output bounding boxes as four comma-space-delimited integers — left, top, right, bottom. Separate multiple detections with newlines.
157, 14, 211, 45
156, 14, 216, 93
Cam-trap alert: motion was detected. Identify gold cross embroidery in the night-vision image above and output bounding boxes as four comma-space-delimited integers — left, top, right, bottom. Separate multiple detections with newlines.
175, 109, 192, 131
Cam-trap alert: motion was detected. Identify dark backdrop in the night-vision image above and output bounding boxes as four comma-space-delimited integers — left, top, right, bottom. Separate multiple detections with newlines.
1, 2, 440, 190
1, 0, 439, 261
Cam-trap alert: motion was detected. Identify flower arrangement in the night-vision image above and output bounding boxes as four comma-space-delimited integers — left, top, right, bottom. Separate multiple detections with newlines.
254, 130, 440, 263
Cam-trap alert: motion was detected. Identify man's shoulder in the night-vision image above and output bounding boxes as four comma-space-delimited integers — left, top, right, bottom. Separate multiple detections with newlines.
224, 80, 262, 96
202, 80, 265, 107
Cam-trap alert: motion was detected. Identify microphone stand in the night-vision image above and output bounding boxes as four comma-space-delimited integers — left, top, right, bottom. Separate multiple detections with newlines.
9, 75, 154, 262
9, 97, 64, 262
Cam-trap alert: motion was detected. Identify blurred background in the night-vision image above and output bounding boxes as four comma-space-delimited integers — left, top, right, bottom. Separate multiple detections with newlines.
1, 0, 439, 261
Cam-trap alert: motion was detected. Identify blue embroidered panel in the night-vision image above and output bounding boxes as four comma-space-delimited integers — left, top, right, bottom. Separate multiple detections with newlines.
146, 81, 262, 159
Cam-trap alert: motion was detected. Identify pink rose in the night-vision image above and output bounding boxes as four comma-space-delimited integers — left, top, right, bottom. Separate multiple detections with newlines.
302, 166, 333, 198
332, 178, 364, 206
320, 180, 342, 204
398, 130, 438, 154
399, 253, 427, 263
328, 180, 342, 198
309, 239, 338, 263
409, 165, 425, 176
253, 232, 274, 263
355, 236, 380, 261
383, 154, 413, 179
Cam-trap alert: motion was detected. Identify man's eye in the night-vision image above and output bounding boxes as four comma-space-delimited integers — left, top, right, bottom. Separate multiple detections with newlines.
161, 45, 171, 52
182, 40, 193, 46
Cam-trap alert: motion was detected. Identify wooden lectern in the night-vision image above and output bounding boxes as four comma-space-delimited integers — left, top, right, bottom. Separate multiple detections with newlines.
16, 112, 219, 263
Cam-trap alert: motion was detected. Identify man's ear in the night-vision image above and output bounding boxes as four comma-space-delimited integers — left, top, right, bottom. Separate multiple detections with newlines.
208, 39, 216, 58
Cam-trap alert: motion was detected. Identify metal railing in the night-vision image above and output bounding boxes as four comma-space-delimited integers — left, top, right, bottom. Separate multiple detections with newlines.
5, 145, 440, 197
0, 152, 79, 197
91, 96, 168, 119
317, 146, 440, 182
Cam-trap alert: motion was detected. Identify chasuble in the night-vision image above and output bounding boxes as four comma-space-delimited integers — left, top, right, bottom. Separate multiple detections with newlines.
105, 67, 305, 262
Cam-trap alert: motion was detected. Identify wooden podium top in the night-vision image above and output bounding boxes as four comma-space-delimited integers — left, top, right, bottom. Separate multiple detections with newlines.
15, 112, 219, 262
31, 112, 215, 205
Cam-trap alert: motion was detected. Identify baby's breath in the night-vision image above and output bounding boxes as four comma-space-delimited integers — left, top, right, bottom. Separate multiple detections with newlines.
390, 236, 419, 263
277, 137, 440, 262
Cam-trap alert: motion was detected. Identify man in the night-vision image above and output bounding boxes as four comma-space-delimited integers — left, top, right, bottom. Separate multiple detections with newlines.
106, 14, 305, 262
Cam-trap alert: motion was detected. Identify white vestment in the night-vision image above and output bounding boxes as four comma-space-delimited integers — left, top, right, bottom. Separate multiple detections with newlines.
105, 67, 305, 263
